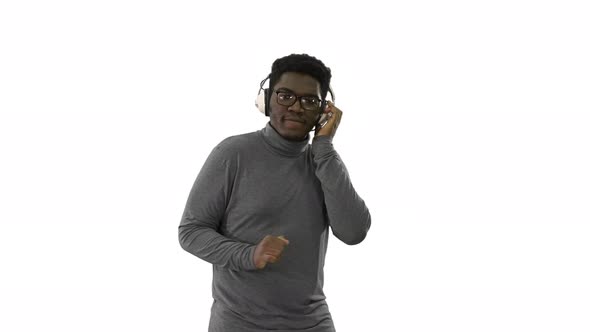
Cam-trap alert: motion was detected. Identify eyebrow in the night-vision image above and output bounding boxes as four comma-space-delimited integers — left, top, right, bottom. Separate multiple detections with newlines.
275, 87, 320, 98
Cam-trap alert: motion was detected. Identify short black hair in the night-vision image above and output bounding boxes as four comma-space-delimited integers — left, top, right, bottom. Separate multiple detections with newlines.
268, 54, 332, 100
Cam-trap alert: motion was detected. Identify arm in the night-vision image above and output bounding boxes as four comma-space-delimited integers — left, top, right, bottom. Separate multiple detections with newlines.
178, 141, 258, 271
311, 134, 372, 245
312, 101, 372, 245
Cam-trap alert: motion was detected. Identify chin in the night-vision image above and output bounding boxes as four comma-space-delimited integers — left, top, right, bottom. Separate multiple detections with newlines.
279, 127, 308, 141
270, 118, 310, 141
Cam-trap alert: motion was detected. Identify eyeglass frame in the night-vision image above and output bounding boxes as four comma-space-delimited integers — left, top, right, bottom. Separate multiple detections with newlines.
272, 89, 324, 112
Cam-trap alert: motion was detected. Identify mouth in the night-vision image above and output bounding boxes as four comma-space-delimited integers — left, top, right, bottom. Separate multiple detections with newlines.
284, 118, 305, 124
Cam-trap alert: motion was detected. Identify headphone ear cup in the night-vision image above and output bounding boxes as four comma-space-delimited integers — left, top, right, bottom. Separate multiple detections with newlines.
264, 88, 270, 116
255, 89, 266, 115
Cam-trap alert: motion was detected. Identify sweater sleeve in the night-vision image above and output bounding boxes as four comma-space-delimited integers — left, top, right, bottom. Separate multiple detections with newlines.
311, 135, 372, 245
178, 141, 258, 271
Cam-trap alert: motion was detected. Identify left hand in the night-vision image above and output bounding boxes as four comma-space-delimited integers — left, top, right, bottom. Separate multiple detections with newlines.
314, 101, 342, 139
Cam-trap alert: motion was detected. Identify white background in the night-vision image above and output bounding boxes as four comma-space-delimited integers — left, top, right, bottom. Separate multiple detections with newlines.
1, 0, 589, 331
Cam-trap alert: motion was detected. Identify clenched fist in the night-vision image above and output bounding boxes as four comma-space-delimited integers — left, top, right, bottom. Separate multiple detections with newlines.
253, 235, 290, 269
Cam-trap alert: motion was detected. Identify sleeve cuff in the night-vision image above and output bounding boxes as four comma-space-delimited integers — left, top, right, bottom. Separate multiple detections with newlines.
244, 245, 258, 271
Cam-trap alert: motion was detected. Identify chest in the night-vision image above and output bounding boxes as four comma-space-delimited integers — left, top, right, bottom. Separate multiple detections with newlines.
223, 155, 326, 240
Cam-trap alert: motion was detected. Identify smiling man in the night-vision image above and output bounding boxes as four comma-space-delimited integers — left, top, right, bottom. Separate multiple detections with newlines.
179, 54, 371, 332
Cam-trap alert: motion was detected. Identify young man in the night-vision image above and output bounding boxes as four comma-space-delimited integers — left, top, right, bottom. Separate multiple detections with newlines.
179, 54, 371, 332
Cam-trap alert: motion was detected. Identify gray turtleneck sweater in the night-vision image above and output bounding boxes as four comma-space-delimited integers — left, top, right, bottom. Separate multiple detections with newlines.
178, 122, 371, 332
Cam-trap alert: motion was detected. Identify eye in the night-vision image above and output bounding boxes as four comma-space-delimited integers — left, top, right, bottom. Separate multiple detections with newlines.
278, 92, 294, 101
302, 97, 320, 105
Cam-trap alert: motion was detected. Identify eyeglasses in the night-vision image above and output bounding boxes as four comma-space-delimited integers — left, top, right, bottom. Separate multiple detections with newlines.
273, 90, 323, 111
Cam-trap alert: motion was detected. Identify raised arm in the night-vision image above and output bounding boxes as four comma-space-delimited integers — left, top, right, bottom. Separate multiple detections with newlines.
312, 101, 371, 245
311, 135, 372, 245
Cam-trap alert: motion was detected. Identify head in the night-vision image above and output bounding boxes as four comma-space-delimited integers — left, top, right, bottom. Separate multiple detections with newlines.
267, 54, 332, 141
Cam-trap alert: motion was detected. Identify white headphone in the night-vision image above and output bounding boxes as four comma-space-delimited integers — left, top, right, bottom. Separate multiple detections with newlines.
255, 76, 269, 115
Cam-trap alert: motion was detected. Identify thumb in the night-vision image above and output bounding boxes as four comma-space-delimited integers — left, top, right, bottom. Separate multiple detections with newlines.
257, 259, 268, 269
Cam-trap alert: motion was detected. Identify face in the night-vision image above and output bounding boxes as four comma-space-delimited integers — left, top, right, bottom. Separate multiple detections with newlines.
269, 72, 323, 141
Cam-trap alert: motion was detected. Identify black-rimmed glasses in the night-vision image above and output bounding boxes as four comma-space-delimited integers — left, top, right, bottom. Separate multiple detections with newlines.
274, 90, 323, 111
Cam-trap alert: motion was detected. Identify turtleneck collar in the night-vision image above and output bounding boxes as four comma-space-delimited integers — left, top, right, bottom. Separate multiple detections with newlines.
259, 121, 310, 157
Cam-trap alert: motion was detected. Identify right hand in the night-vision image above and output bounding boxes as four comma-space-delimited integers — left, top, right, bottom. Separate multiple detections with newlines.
314, 101, 340, 138
253, 235, 290, 269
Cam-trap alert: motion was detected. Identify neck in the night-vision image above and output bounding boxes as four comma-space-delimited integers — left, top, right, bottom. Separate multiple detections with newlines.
259, 121, 309, 157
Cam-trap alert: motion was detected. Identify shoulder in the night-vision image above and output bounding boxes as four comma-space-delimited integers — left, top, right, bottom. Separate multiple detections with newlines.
209, 129, 261, 161
216, 130, 260, 152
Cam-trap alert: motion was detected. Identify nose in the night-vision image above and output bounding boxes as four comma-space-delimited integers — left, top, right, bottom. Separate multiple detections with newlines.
287, 98, 304, 113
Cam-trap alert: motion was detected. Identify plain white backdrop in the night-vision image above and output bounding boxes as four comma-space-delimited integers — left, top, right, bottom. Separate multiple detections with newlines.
1, 0, 589, 331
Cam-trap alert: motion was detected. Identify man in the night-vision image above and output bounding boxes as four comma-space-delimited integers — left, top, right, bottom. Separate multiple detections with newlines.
178, 53, 371, 332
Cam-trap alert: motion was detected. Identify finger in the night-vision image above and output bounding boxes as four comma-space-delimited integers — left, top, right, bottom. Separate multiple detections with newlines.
324, 113, 336, 126
277, 235, 290, 245
327, 100, 339, 111
332, 111, 341, 124
263, 253, 278, 262
266, 255, 279, 264
330, 109, 341, 119
256, 252, 272, 268
273, 252, 282, 261
265, 247, 283, 256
